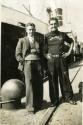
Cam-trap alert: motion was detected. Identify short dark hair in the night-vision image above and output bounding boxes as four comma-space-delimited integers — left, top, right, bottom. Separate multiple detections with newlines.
49, 17, 58, 24
26, 23, 35, 28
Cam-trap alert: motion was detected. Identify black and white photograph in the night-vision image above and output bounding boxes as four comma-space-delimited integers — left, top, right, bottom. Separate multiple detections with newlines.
0, 0, 83, 125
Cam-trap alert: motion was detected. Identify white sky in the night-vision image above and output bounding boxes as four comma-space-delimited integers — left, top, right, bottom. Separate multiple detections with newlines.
1, 0, 83, 42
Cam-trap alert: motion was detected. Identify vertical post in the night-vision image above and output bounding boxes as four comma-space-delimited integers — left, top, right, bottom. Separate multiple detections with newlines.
0, 4, 1, 108
0, 4, 1, 89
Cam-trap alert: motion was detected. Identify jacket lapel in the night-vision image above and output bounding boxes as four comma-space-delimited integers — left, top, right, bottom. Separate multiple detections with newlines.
24, 37, 30, 48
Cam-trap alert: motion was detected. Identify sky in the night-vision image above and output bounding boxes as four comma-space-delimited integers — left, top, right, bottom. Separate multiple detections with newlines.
1, 0, 83, 42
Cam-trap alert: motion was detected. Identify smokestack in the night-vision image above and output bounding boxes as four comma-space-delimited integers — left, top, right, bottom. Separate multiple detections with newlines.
55, 8, 63, 26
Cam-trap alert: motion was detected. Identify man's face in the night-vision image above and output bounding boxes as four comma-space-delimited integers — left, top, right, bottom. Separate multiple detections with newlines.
26, 25, 36, 37
49, 20, 58, 32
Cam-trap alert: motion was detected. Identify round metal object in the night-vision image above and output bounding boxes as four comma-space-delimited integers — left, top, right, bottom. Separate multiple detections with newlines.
1, 79, 25, 109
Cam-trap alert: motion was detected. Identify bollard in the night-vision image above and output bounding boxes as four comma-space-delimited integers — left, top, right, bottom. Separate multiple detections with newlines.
1, 79, 25, 109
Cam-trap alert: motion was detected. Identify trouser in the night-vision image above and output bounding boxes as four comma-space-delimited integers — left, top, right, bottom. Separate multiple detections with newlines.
24, 60, 43, 110
47, 56, 73, 103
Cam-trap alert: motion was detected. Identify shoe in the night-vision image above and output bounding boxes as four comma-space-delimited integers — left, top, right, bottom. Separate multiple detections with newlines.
67, 100, 77, 105
64, 98, 77, 105
51, 100, 60, 107
60, 97, 77, 105
60, 97, 65, 103
34, 106, 42, 113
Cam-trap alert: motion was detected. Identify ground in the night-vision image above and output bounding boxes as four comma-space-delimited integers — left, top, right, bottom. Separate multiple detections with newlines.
0, 60, 83, 125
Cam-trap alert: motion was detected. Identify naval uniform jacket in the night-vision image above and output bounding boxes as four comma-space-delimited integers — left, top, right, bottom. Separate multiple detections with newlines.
44, 30, 74, 72
45, 30, 73, 56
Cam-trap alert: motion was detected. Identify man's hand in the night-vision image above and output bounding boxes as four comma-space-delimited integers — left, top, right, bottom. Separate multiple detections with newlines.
45, 53, 52, 60
62, 52, 70, 58
31, 49, 37, 53
20, 58, 25, 64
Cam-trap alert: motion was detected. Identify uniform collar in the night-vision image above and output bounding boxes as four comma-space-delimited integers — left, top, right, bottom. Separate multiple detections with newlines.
50, 30, 59, 35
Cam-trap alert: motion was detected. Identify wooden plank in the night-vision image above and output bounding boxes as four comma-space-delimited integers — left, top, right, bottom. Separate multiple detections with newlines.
37, 107, 56, 125
71, 67, 81, 83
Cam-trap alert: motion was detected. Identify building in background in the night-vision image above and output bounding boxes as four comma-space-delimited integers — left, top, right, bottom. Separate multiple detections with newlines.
1, 5, 48, 85
1, 0, 83, 42
1, 0, 83, 85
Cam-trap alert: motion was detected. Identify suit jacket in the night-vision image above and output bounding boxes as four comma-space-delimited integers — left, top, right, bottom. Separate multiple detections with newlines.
15, 36, 44, 71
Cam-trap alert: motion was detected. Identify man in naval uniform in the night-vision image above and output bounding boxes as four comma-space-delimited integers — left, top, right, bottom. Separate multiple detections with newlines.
44, 17, 76, 106
15, 23, 43, 113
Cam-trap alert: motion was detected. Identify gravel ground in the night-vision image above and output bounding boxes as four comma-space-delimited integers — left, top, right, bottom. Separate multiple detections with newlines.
0, 61, 82, 125
0, 107, 47, 125
48, 101, 82, 125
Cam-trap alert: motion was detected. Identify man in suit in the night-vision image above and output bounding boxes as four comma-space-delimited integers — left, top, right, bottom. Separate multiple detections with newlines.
15, 23, 43, 113
44, 17, 76, 106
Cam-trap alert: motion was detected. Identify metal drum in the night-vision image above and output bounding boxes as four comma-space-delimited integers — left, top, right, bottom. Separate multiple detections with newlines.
1, 79, 25, 109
